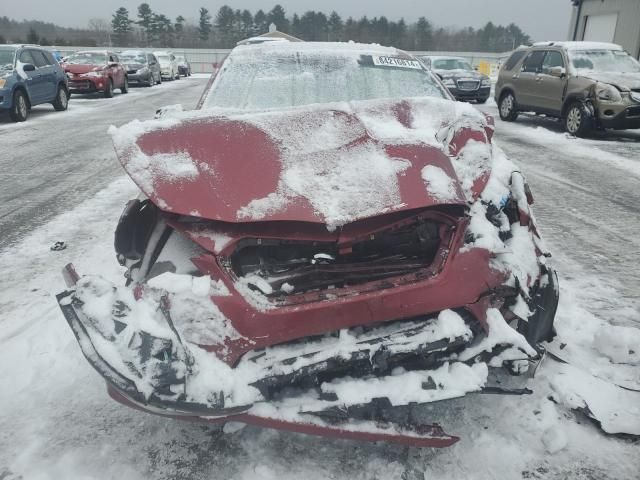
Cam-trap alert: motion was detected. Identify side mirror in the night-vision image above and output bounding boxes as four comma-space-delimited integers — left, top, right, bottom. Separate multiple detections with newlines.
23, 63, 36, 72
547, 66, 566, 78
474, 65, 479, 71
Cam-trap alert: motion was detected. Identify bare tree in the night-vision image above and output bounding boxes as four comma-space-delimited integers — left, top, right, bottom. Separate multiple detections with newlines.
88, 18, 112, 46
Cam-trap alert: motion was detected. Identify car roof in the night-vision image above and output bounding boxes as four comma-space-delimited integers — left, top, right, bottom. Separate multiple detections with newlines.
232, 41, 407, 58
532, 41, 623, 51
425, 56, 468, 62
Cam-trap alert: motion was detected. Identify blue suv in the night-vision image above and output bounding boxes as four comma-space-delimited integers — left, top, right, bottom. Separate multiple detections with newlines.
0, 45, 69, 122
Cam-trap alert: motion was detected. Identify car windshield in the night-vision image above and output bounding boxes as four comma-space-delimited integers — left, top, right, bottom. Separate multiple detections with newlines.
66, 52, 107, 65
120, 53, 146, 64
432, 58, 473, 71
157, 55, 170, 61
569, 49, 640, 73
204, 49, 446, 111
0, 48, 16, 70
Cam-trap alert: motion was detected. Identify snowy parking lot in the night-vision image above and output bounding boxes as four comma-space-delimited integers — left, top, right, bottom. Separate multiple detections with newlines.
0, 76, 639, 479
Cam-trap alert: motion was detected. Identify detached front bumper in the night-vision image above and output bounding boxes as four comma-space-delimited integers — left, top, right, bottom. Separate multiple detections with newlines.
57, 260, 558, 447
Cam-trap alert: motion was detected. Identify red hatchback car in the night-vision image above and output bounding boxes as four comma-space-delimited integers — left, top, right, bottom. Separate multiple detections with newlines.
62, 50, 128, 98
58, 42, 558, 447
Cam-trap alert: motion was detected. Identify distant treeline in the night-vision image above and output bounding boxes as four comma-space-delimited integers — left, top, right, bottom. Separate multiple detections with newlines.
0, 5, 531, 52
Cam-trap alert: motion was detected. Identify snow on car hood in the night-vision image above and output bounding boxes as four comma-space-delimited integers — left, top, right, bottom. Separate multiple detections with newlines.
110, 97, 493, 229
578, 71, 640, 90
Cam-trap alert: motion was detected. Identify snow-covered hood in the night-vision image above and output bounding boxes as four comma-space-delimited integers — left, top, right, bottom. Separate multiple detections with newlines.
110, 97, 494, 229
578, 71, 640, 91
63, 64, 106, 75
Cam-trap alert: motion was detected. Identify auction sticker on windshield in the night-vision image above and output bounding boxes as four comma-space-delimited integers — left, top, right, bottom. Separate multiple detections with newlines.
372, 56, 423, 70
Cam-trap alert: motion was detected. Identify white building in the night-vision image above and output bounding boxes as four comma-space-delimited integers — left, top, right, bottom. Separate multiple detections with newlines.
569, 0, 640, 58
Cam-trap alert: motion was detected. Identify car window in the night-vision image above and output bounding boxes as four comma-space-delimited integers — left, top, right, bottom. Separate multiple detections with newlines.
42, 51, 57, 65
148, 54, 155, 64
503, 50, 526, 71
19, 50, 36, 65
30, 50, 49, 67
542, 51, 564, 73
522, 51, 545, 73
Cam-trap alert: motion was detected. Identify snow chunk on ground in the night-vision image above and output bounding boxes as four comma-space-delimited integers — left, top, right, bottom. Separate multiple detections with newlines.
593, 325, 640, 366
549, 362, 640, 435
421, 165, 457, 201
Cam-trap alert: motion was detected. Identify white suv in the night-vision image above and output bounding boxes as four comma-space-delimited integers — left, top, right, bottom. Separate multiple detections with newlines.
153, 51, 179, 81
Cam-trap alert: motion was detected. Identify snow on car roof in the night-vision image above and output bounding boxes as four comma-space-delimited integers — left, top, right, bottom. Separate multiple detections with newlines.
233, 41, 407, 58
533, 41, 623, 51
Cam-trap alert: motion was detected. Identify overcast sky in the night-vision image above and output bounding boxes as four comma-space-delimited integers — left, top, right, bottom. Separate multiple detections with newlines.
6, 0, 574, 41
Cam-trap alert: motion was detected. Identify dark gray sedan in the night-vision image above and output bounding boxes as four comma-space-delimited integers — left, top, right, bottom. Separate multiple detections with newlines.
422, 56, 491, 103
119, 50, 162, 87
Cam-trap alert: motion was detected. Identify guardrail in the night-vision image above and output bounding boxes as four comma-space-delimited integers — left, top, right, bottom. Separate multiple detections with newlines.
54, 46, 512, 74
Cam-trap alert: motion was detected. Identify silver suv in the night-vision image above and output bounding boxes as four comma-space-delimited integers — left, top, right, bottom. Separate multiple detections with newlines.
495, 41, 640, 136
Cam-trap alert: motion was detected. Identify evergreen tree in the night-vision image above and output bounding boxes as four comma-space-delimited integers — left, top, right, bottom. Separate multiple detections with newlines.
267, 5, 289, 32
0, 34, 6, 44
328, 11, 343, 41
215, 5, 235, 47
136, 3, 154, 45
111, 7, 132, 47
26, 27, 39, 44
253, 9, 268, 34
199, 7, 212, 42
414, 17, 432, 50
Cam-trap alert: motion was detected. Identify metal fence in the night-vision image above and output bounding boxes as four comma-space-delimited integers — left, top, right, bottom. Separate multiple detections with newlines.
55, 46, 512, 74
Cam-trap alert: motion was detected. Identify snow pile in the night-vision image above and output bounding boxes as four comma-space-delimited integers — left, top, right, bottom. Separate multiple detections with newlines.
450, 139, 492, 200
421, 165, 457, 200
593, 325, 640, 366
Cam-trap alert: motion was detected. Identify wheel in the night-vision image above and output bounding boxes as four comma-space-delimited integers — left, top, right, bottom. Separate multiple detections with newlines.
9, 90, 29, 122
121, 76, 129, 94
52, 85, 69, 111
564, 101, 593, 137
174, 70, 180, 80
103, 79, 114, 98
499, 92, 518, 121
158, 74, 162, 84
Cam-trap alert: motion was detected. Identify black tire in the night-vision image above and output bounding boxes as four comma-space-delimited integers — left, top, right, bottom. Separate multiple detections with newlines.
121, 76, 129, 94
564, 101, 593, 137
104, 79, 114, 98
499, 92, 519, 121
52, 85, 69, 111
9, 90, 29, 122
158, 74, 162, 84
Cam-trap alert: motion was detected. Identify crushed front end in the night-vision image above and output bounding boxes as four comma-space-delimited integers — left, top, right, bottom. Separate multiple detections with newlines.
58, 97, 558, 446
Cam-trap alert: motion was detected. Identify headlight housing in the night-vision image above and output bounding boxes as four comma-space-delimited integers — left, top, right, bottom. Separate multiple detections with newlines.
442, 78, 456, 87
631, 92, 640, 103
0, 79, 6, 88
595, 83, 622, 102
137, 67, 149, 74
83, 70, 105, 78
481, 78, 491, 87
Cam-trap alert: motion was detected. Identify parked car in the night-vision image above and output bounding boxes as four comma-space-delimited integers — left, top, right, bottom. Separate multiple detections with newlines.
119, 50, 162, 87
422, 56, 491, 103
58, 42, 558, 447
0, 44, 69, 122
153, 51, 179, 80
175, 54, 191, 76
495, 41, 640, 136
62, 51, 128, 98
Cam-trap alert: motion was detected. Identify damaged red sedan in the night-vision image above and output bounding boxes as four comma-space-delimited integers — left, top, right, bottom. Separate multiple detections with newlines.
57, 42, 558, 447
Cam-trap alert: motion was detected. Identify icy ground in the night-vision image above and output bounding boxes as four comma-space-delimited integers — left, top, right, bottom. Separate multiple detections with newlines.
1, 79, 639, 479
